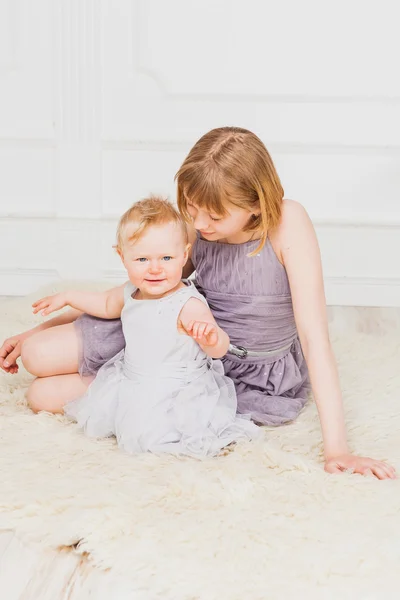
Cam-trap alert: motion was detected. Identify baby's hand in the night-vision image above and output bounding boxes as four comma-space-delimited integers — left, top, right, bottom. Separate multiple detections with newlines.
32, 293, 69, 317
185, 320, 219, 347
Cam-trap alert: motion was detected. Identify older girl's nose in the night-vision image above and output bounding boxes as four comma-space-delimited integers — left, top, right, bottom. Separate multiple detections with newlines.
193, 213, 209, 230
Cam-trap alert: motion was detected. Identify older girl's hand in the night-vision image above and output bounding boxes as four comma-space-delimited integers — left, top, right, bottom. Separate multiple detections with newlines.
325, 453, 396, 480
0, 335, 24, 373
32, 293, 69, 317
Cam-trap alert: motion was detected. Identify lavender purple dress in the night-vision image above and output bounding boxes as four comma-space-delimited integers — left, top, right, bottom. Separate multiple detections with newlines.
74, 235, 310, 426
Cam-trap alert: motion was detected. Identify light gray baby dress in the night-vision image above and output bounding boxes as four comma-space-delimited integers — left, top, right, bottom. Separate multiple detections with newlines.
66, 281, 260, 456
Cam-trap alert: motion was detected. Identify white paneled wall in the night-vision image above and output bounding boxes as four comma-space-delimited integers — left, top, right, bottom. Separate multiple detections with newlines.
0, 0, 399, 304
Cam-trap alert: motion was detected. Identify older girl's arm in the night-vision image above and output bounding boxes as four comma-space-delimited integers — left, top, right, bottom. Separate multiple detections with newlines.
277, 200, 395, 479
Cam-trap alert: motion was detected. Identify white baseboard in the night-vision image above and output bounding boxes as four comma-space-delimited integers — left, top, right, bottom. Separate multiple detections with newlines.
1, 217, 400, 306
1, 268, 400, 307
0, 269, 61, 297
324, 276, 400, 307
0, 269, 126, 297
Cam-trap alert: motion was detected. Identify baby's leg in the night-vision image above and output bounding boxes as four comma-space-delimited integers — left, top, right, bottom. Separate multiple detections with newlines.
27, 373, 92, 414
21, 323, 79, 377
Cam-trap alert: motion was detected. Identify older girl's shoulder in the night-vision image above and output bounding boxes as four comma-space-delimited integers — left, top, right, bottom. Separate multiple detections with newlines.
281, 199, 309, 223
276, 199, 313, 237
270, 200, 314, 263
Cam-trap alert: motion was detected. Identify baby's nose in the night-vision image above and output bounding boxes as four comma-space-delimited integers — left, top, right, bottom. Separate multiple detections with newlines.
149, 261, 162, 272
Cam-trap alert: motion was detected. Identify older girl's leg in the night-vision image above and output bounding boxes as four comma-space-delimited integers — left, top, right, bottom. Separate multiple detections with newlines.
21, 323, 79, 377
20, 322, 89, 413
27, 373, 92, 414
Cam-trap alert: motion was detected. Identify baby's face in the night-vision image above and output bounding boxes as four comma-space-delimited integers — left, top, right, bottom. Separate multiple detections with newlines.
120, 222, 189, 299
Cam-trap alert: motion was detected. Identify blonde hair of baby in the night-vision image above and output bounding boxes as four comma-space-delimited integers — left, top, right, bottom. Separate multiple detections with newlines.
116, 196, 188, 250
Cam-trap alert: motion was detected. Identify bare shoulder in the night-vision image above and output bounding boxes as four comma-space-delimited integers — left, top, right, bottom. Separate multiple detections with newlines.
270, 200, 314, 260
280, 199, 311, 232
178, 296, 215, 327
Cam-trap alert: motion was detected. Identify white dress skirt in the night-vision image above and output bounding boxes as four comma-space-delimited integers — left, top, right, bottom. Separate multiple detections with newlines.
65, 281, 261, 457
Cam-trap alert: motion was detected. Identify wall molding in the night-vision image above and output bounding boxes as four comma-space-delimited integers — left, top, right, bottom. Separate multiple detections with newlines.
0, 268, 61, 296
0, 268, 126, 297
0, 139, 55, 147
158, 94, 400, 105
324, 276, 400, 307
1, 215, 400, 228
314, 218, 400, 229
130, 0, 400, 105
99, 139, 400, 157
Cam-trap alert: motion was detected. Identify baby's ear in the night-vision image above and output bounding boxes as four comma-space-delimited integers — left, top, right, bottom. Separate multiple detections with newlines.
114, 245, 124, 260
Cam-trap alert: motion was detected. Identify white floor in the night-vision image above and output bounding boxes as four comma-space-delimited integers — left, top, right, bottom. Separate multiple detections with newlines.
1, 306, 399, 599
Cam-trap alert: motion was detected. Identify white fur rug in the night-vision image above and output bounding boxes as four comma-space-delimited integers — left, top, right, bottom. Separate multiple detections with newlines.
1, 286, 400, 600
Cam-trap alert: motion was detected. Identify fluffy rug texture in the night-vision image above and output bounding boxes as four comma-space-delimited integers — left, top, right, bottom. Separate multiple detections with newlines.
0, 284, 400, 600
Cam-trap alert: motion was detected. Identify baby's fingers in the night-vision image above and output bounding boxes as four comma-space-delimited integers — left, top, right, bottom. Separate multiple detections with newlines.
185, 321, 202, 338
189, 322, 202, 339
195, 322, 208, 339
33, 299, 58, 316
200, 324, 216, 339
206, 324, 217, 335
186, 321, 207, 339
185, 321, 216, 341
32, 300, 50, 314
185, 320, 195, 333
32, 297, 48, 308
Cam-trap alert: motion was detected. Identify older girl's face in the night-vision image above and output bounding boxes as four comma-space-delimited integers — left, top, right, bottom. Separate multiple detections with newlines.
186, 200, 257, 244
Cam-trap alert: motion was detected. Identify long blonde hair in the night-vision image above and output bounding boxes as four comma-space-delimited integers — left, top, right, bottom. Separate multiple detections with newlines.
176, 127, 283, 255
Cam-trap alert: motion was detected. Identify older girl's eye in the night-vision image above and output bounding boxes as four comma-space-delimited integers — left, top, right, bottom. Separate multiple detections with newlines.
162, 256, 172, 261
210, 216, 222, 222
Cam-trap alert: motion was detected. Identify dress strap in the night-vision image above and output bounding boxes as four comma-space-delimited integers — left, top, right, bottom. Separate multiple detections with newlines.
170, 282, 210, 326
123, 281, 137, 303
180, 280, 209, 307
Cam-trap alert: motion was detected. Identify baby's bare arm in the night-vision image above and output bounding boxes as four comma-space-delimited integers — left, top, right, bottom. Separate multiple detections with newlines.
33, 285, 126, 320
178, 298, 229, 359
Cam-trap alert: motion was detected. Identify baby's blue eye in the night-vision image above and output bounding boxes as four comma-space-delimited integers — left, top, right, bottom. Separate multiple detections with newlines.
162, 256, 172, 261
137, 257, 148, 262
